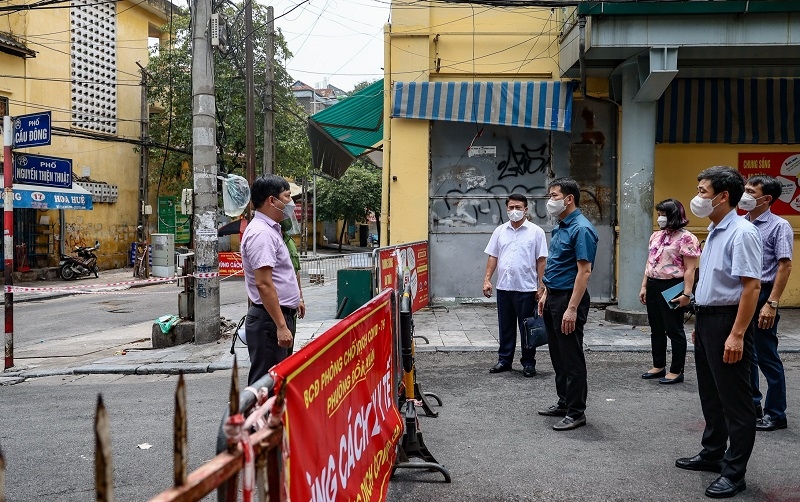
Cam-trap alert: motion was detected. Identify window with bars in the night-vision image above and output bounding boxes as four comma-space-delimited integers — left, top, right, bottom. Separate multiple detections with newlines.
70, 0, 117, 135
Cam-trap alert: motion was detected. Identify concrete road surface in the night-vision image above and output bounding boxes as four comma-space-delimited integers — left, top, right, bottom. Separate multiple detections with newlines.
388, 351, 800, 502
2, 352, 799, 501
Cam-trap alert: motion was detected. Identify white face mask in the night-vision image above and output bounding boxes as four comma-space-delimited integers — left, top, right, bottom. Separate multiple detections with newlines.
282, 200, 296, 220
507, 209, 525, 222
738, 192, 767, 212
690, 193, 721, 218
657, 216, 668, 229
273, 198, 296, 220
546, 198, 566, 216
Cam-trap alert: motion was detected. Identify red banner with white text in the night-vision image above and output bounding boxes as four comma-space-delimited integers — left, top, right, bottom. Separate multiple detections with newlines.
270, 289, 402, 502
218, 251, 243, 277
738, 152, 800, 215
377, 242, 429, 313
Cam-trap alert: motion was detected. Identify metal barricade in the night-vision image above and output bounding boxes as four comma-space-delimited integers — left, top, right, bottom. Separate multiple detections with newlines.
298, 252, 374, 285
89, 361, 285, 502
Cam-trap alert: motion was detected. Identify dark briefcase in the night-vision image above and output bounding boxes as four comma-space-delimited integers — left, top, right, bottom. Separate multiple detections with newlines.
522, 315, 548, 349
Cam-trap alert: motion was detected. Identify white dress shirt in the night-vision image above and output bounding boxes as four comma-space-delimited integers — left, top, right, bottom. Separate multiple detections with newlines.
484, 219, 548, 292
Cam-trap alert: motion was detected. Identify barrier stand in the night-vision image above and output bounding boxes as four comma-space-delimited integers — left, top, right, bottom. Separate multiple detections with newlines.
393, 284, 451, 482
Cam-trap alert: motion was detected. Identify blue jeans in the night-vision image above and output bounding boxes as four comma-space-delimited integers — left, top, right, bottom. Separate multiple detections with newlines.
496, 289, 538, 368
750, 284, 787, 420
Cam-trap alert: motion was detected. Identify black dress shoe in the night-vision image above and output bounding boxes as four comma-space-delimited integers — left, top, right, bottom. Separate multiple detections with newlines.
522, 365, 536, 377
756, 414, 788, 431
538, 404, 568, 417
705, 476, 746, 498
658, 373, 684, 385
553, 415, 586, 431
489, 362, 511, 374
674, 454, 723, 473
641, 369, 666, 379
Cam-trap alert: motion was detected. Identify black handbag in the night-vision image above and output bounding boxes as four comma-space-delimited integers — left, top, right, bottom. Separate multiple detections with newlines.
522, 314, 548, 349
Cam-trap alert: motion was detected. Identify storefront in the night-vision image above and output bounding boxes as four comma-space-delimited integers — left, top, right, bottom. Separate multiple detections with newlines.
391, 81, 617, 302
0, 180, 93, 270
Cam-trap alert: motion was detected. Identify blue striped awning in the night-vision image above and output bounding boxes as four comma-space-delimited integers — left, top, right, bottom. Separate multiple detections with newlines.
391, 81, 573, 132
657, 78, 800, 144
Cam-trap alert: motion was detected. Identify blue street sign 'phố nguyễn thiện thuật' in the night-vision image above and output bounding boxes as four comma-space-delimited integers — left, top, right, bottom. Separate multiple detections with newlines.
13, 152, 72, 189
13, 111, 51, 148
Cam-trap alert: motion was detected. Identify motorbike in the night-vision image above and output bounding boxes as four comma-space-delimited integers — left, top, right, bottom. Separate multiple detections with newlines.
59, 241, 100, 280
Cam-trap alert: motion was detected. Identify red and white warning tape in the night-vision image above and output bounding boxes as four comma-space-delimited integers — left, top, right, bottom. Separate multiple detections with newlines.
4, 270, 226, 294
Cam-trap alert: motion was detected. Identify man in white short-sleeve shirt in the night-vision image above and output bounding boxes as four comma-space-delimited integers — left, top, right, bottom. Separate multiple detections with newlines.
483, 193, 548, 377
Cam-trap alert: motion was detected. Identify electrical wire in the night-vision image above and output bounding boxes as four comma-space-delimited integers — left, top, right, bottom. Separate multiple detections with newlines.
155, 0, 176, 202
4, 97, 143, 124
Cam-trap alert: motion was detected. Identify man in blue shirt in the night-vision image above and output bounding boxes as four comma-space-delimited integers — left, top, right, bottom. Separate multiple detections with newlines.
675, 166, 761, 499
739, 175, 792, 432
537, 178, 598, 431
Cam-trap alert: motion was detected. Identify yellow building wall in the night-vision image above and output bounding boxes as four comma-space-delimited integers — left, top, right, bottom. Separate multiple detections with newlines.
386, 3, 560, 245
655, 144, 800, 306
0, 2, 167, 269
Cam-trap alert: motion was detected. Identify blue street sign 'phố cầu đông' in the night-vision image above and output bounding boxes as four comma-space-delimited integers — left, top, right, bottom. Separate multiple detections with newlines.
13, 111, 51, 148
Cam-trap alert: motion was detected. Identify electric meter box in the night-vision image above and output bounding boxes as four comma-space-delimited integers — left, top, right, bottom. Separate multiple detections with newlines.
151, 233, 175, 277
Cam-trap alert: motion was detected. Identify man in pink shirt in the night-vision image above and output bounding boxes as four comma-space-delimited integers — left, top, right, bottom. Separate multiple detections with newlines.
241, 174, 304, 385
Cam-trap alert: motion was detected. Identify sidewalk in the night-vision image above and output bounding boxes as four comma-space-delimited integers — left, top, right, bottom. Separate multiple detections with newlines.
3, 267, 800, 385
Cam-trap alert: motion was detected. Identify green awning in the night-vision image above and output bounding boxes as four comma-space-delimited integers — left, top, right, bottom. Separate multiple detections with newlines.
307, 79, 383, 179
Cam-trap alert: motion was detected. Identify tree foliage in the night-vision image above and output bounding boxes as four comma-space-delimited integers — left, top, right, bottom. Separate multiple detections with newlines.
315, 161, 382, 249
145, 4, 311, 198
351, 79, 379, 94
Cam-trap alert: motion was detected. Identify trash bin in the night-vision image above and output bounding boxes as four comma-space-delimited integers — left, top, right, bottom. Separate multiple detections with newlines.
336, 268, 374, 319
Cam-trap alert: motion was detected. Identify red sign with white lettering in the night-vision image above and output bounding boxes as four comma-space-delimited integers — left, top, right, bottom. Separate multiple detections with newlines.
218, 251, 243, 277
270, 290, 402, 502
378, 242, 429, 313
738, 152, 800, 215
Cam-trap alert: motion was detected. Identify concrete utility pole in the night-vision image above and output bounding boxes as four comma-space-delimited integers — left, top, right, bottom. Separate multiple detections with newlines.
136, 63, 150, 278
262, 6, 275, 175
191, 0, 220, 344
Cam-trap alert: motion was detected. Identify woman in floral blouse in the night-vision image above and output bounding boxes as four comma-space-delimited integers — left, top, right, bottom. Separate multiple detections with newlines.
639, 199, 701, 384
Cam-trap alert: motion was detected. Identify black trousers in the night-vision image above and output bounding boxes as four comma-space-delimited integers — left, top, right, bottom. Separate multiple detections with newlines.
543, 289, 590, 419
496, 289, 538, 368
645, 277, 687, 374
695, 309, 755, 482
245, 305, 296, 385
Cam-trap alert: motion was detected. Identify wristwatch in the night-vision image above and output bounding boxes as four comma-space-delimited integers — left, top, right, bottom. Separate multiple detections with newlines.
767, 300, 779, 308
680, 292, 694, 300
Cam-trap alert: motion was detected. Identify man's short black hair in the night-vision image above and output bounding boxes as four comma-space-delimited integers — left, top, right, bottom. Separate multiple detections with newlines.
506, 193, 528, 207
746, 175, 782, 206
697, 166, 745, 207
548, 177, 580, 206
655, 198, 689, 230
251, 174, 290, 210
